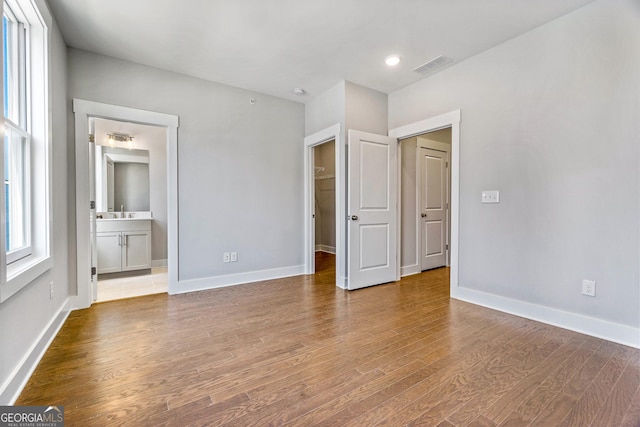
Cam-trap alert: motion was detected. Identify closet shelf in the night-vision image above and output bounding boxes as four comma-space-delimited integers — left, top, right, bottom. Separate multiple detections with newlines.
315, 174, 335, 180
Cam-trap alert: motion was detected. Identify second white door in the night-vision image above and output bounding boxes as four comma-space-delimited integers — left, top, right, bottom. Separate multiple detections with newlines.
347, 130, 398, 290
419, 146, 449, 270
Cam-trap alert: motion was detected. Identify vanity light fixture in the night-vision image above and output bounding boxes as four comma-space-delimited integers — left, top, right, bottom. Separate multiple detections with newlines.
385, 55, 401, 66
107, 133, 135, 149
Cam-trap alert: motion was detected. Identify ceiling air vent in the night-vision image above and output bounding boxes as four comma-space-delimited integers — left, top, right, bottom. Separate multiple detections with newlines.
413, 55, 453, 75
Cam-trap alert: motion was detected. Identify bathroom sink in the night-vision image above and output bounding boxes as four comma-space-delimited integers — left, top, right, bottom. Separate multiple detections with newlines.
97, 211, 152, 220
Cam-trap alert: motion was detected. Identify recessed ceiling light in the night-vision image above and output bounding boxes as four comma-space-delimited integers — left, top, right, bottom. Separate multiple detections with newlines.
385, 55, 401, 66
293, 88, 306, 96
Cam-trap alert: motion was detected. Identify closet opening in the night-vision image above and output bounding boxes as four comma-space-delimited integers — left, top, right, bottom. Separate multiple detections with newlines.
312, 139, 336, 279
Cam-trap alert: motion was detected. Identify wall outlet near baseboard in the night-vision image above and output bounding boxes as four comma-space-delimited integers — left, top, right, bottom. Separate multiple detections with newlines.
223, 252, 230, 263
481, 190, 500, 204
582, 279, 596, 297
231, 252, 238, 262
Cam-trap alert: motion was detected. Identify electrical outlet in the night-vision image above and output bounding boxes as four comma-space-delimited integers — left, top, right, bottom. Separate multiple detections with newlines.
50, 281, 54, 299
481, 190, 500, 204
231, 252, 238, 262
223, 252, 230, 263
582, 279, 596, 297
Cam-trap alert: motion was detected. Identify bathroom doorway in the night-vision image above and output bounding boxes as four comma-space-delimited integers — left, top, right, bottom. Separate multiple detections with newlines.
92, 118, 169, 302
72, 99, 179, 309
312, 140, 336, 278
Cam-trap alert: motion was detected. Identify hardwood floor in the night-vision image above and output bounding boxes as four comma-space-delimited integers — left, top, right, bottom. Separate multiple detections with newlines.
17, 253, 640, 426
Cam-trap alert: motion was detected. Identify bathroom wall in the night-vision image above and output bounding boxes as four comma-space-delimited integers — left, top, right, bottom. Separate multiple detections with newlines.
95, 120, 168, 265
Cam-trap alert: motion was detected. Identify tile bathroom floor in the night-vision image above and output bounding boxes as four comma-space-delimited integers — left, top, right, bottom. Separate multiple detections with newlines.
96, 267, 168, 302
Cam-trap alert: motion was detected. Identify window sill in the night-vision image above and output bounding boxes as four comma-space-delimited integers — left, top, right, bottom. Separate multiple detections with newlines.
1, 255, 53, 303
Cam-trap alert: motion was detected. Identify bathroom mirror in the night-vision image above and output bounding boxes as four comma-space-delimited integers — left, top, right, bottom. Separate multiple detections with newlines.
95, 146, 150, 212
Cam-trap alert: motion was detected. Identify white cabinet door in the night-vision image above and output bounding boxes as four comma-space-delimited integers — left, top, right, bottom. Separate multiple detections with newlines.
97, 232, 122, 274
122, 231, 151, 271
347, 130, 398, 290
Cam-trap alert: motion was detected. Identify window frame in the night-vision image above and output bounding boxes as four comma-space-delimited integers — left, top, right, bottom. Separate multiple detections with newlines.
4, 120, 32, 263
0, 0, 51, 303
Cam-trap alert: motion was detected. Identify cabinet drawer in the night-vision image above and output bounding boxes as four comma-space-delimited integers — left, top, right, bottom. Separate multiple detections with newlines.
96, 219, 151, 233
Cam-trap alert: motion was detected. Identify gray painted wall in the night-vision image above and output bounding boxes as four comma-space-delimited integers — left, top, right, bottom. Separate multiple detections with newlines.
0, 1, 69, 402
305, 81, 345, 137
130, 126, 168, 263
68, 48, 305, 282
345, 81, 388, 135
389, 0, 640, 328
400, 138, 417, 268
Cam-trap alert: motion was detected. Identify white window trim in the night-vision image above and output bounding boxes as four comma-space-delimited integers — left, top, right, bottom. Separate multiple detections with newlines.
0, 0, 52, 303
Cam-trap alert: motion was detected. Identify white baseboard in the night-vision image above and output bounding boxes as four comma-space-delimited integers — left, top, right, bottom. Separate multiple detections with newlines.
173, 265, 306, 295
151, 259, 168, 268
401, 264, 420, 277
0, 298, 72, 405
315, 245, 336, 254
451, 286, 640, 349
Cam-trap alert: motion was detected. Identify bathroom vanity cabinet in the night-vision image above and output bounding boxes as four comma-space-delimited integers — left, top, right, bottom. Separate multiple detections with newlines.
96, 219, 152, 274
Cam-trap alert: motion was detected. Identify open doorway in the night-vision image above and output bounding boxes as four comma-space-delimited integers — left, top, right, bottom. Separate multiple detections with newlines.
92, 118, 168, 302
72, 99, 179, 310
312, 140, 336, 278
391, 109, 461, 293
303, 112, 460, 293
400, 128, 452, 275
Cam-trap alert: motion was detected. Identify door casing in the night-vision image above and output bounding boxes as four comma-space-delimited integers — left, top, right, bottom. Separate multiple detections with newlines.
72, 99, 179, 309
390, 110, 461, 294
303, 123, 343, 287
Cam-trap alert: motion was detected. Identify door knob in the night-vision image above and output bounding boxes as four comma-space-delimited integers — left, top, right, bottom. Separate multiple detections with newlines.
350, 215, 359, 221
421, 213, 427, 218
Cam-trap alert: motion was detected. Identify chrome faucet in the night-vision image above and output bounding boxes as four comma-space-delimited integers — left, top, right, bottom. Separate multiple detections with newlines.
120, 205, 124, 217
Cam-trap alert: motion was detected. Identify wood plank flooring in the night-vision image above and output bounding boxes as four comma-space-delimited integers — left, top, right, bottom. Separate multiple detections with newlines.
17, 253, 640, 426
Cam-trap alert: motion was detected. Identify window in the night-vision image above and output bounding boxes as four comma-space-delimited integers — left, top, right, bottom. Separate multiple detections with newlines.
1, 0, 51, 302
3, 3, 30, 263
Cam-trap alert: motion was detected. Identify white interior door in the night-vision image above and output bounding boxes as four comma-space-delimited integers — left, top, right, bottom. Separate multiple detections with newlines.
347, 130, 397, 290
419, 147, 448, 270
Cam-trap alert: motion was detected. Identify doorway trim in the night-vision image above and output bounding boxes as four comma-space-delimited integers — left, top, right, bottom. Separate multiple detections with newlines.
303, 123, 343, 287
389, 110, 461, 294
72, 99, 179, 309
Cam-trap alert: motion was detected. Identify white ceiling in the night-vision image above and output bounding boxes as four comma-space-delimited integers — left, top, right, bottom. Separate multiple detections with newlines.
50, 0, 597, 103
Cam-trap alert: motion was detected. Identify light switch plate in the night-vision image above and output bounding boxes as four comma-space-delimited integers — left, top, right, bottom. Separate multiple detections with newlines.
482, 190, 500, 204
